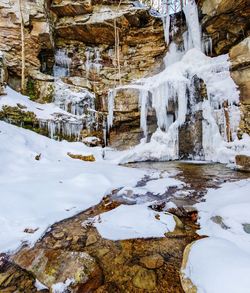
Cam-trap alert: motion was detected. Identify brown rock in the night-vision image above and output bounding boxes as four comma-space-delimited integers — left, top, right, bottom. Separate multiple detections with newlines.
52, 230, 66, 240
200, 0, 249, 55
86, 233, 98, 246
235, 155, 250, 172
140, 254, 164, 269
132, 267, 157, 290
67, 152, 95, 162
51, 0, 93, 17
13, 248, 102, 291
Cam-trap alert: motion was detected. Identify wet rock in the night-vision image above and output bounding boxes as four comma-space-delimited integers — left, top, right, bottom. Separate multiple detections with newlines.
0, 262, 41, 293
86, 233, 98, 246
140, 254, 164, 269
13, 248, 103, 291
132, 267, 157, 290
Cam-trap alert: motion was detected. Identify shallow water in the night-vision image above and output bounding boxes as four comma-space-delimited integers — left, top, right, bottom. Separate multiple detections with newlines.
125, 161, 249, 207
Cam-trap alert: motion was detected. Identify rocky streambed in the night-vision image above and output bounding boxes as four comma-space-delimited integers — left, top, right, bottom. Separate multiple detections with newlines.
0, 162, 248, 293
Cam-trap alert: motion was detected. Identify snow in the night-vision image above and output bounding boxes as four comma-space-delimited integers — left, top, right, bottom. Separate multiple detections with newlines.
0, 86, 64, 120
184, 237, 250, 293
144, 177, 183, 194
93, 204, 176, 240
0, 121, 145, 253
116, 175, 184, 203
183, 179, 250, 293
35, 279, 48, 291
0, 85, 96, 139
52, 278, 74, 293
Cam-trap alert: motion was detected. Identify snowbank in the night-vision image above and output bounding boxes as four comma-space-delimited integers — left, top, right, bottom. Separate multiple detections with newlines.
183, 179, 250, 293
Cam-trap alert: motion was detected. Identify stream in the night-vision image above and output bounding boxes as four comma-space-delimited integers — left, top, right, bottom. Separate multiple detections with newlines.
2, 162, 249, 293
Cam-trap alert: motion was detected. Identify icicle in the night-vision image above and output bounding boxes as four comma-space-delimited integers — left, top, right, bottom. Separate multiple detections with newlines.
53, 49, 71, 77
162, 13, 170, 45
176, 83, 187, 125
85, 49, 91, 78
107, 89, 115, 129
151, 82, 169, 130
139, 90, 149, 136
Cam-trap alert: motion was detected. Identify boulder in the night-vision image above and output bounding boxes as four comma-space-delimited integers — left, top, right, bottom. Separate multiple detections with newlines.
13, 248, 103, 291
235, 154, 250, 172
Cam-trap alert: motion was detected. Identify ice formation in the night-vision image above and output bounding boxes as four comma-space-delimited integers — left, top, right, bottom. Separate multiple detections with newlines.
53, 49, 71, 77
85, 47, 103, 77
107, 1, 249, 163
49, 47, 97, 139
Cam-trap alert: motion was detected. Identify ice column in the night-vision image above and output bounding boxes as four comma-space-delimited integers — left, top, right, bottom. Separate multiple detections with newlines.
183, 2, 202, 51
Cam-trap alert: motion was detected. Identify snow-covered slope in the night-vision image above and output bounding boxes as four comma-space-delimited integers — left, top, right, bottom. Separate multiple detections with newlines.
0, 121, 145, 253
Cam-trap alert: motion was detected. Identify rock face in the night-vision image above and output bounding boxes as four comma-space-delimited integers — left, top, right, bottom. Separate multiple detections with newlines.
52, 2, 166, 146
230, 37, 250, 136
0, 0, 53, 91
0, 0, 249, 150
0, 0, 166, 146
200, 0, 249, 55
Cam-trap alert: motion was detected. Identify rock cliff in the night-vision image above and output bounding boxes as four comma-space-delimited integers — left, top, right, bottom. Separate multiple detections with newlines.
0, 0, 249, 146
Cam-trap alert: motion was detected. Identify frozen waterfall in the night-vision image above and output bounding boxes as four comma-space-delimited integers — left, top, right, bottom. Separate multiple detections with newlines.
107, 1, 244, 163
